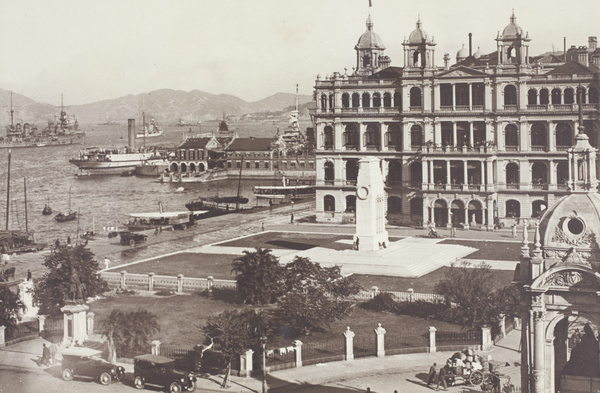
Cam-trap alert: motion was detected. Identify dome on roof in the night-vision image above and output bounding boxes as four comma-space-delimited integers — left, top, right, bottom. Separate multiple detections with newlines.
408, 19, 429, 43
456, 44, 468, 60
501, 12, 524, 39
356, 15, 386, 50
473, 47, 482, 59
538, 193, 600, 252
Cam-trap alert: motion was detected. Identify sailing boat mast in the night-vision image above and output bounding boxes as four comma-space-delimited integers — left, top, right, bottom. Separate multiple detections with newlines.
9, 92, 14, 128
142, 111, 146, 150
236, 155, 243, 211
24, 177, 28, 233
5, 149, 11, 230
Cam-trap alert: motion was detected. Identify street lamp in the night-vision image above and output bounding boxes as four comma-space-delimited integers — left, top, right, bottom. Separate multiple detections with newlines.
260, 336, 268, 393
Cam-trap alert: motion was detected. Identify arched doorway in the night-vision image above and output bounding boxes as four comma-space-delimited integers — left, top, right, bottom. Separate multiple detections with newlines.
180, 163, 187, 173
433, 199, 448, 227
189, 163, 196, 172
170, 163, 179, 172
451, 200, 465, 226
468, 200, 483, 225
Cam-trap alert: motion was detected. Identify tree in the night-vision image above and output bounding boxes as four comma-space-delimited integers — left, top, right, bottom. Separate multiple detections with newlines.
0, 286, 25, 330
202, 309, 270, 388
33, 245, 108, 315
231, 248, 284, 305
101, 309, 160, 363
434, 261, 510, 328
278, 256, 362, 335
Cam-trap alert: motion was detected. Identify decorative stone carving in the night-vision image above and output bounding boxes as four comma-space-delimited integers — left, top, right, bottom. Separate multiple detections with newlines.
531, 294, 544, 307
559, 248, 591, 267
543, 270, 600, 289
552, 226, 594, 247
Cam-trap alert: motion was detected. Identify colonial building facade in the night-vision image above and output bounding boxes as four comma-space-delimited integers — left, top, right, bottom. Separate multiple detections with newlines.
312, 12, 600, 229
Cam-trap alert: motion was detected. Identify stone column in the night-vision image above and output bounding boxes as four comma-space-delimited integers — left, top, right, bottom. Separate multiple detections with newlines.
422, 159, 429, 187
481, 325, 492, 350
148, 272, 155, 291
548, 122, 556, 152
151, 340, 161, 356
428, 326, 437, 353
240, 349, 254, 377
452, 122, 457, 146
446, 161, 451, 188
429, 159, 435, 185
207, 276, 214, 296
177, 274, 184, 293
120, 271, 127, 289
38, 315, 46, 333
334, 120, 343, 151
433, 120, 441, 146
463, 160, 468, 187
469, 122, 474, 146
380, 122, 386, 151
532, 311, 545, 393
451, 84, 456, 111
0, 326, 5, 347
87, 312, 95, 335
63, 312, 70, 343
294, 340, 303, 368
343, 327, 355, 361
374, 323, 386, 357
499, 314, 506, 338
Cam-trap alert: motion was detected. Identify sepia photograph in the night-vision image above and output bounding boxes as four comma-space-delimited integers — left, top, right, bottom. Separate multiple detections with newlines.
0, 0, 599, 392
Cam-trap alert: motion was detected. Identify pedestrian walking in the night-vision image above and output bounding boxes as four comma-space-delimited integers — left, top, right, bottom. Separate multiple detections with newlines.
261, 222, 265, 231
436, 365, 448, 391
41, 343, 51, 366
27, 269, 32, 281
427, 362, 437, 387
290, 213, 294, 224
55, 239, 60, 249
512, 224, 517, 238
67, 236, 71, 245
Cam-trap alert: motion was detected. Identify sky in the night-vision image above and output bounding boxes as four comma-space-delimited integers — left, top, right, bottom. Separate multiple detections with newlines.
1, 0, 599, 106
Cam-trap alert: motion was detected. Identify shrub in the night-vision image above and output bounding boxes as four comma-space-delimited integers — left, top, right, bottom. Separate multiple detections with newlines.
155, 289, 174, 296
362, 292, 397, 312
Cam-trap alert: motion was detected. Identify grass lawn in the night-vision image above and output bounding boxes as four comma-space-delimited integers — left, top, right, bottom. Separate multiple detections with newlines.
218, 232, 355, 251
441, 239, 522, 261
116, 253, 238, 279
89, 291, 466, 349
352, 267, 515, 294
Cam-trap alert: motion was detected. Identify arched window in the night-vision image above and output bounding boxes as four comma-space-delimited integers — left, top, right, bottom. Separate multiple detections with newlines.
343, 124, 359, 149
387, 160, 402, 183
531, 162, 548, 185
528, 89, 538, 105
506, 163, 520, 185
324, 195, 335, 212
324, 162, 334, 182
387, 123, 402, 150
320, 94, 327, 110
345, 195, 356, 213
551, 88, 561, 105
576, 87, 586, 104
556, 162, 569, 185
362, 92, 371, 108
342, 93, 350, 108
373, 93, 381, 107
410, 197, 423, 222
383, 93, 392, 107
410, 87, 422, 107
323, 126, 334, 149
505, 124, 519, 150
328, 94, 335, 109
506, 200, 520, 218
410, 125, 423, 148
365, 124, 380, 149
504, 85, 517, 106
556, 122, 572, 148
393, 92, 401, 108
388, 197, 402, 214
564, 88, 574, 104
589, 87, 599, 104
345, 159, 358, 182
531, 200, 547, 218
540, 89, 550, 105
352, 93, 360, 108
531, 123, 547, 151
410, 161, 422, 187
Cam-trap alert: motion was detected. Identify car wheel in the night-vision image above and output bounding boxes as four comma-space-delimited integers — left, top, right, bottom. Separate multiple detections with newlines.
62, 368, 73, 381
181, 223, 187, 231
129, 239, 135, 247
99, 372, 112, 385
143, 236, 148, 242
186, 381, 196, 392
169, 382, 182, 393
470, 370, 483, 385
133, 375, 145, 389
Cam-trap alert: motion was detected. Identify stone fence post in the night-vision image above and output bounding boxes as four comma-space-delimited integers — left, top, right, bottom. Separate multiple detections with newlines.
428, 326, 437, 353
0, 326, 5, 347
239, 349, 253, 377
481, 325, 492, 350
207, 276, 214, 296
294, 340, 303, 368
370, 286, 379, 299
499, 314, 506, 339
87, 312, 95, 335
343, 327, 355, 361
177, 274, 184, 294
148, 273, 155, 291
374, 323, 386, 357
151, 340, 161, 356
120, 271, 127, 289
38, 315, 46, 333
514, 317, 521, 330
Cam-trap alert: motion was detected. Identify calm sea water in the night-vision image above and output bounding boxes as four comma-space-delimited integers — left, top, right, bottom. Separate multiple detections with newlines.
0, 124, 276, 245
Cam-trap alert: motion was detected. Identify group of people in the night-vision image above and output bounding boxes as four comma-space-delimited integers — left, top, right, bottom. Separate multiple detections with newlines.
427, 349, 488, 390
40, 342, 59, 366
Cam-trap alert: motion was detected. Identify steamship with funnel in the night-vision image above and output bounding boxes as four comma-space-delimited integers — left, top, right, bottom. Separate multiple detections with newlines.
69, 119, 161, 174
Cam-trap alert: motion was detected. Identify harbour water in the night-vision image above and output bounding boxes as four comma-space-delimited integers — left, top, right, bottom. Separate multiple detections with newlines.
0, 124, 279, 246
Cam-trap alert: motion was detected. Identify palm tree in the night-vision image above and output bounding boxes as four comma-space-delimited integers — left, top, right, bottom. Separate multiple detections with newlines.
0, 287, 25, 331
101, 309, 160, 363
101, 310, 125, 364
231, 247, 284, 305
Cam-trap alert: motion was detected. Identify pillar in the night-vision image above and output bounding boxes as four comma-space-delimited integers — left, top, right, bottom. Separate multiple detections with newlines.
120, 271, 127, 289
375, 323, 386, 357
334, 121, 343, 150
240, 349, 254, 377
87, 312, 95, 336
481, 325, 492, 350
446, 161, 451, 187
151, 340, 161, 356
148, 272, 155, 291
38, 315, 46, 333
452, 122, 457, 146
463, 160, 468, 186
532, 311, 545, 393
469, 122, 474, 146
549, 122, 556, 152
428, 326, 437, 353
499, 314, 506, 338
429, 159, 434, 185
343, 327, 355, 361
177, 274, 184, 294
294, 340, 303, 368
207, 276, 214, 296
422, 159, 429, 187
433, 120, 441, 146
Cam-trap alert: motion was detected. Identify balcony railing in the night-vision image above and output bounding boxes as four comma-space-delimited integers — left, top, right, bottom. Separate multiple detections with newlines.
468, 185, 482, 191
455, 105, 470, 111
505, 145, 519, 152
531, 146, 547, 152
527, 104, 548, 110
503, 105, 517, 111
450, 184, 462, 190
434, 184, 445, 190
554, 104, 573, 111
506, 184, 520, 190
410, 182, 422, 188
409, 106, 422, 111
345, 180, 357, 186
557, 184, 568, 190
556, 145, 571, 151
532, 184, 548, 190
440, 106, 453, 111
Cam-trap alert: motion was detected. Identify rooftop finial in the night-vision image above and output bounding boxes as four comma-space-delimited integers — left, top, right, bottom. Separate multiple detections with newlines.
510, 9, 516, 24
534, 221, 541, 250
417, 14, 421, 28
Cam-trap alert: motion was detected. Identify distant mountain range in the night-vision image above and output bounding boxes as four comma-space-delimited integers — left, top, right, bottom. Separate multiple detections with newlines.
0, 88, 313, 125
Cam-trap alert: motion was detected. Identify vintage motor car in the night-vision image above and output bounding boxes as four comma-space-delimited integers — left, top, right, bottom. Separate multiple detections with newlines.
133, 354, 197, 393
119, 231, 148, 247
61, 347, 125, 385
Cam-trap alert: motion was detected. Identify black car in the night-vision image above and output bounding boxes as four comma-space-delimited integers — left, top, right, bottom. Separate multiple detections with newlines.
133, 354, 197, 393
119, 231, 148, 247
61, 348, 125, 385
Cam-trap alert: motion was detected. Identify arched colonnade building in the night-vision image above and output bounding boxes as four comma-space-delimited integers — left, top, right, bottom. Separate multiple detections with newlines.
312, 11, 600, 229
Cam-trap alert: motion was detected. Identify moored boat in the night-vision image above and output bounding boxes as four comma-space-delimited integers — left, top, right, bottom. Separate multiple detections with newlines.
136, 113, 163, 138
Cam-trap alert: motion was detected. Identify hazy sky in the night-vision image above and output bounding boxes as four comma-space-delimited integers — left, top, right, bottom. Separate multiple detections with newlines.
1, 0, 598, 105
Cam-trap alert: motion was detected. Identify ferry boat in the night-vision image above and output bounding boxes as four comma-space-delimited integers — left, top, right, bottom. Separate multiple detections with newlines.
69, 147, 158, 173
126, 205, 208, 232
253, 184, 315, 200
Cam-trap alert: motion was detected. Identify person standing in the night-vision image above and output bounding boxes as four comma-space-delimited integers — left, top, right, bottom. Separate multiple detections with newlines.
436, 365, 448, 391
427, 362, 437, 387
512, 224, 517, 238
290, 213, 294, 224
